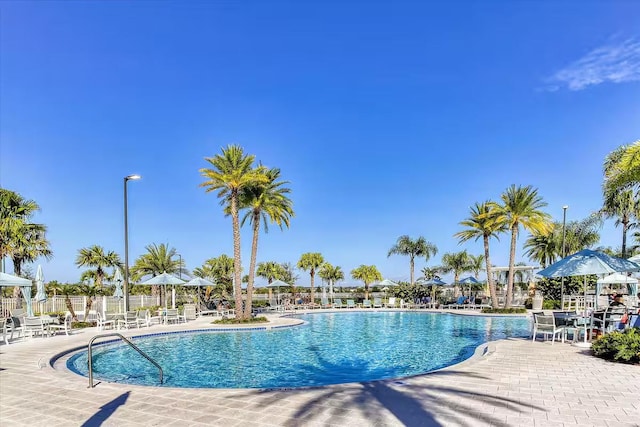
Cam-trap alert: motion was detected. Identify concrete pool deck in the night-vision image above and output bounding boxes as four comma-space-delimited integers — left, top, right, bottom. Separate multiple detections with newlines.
1, 309, 639, 426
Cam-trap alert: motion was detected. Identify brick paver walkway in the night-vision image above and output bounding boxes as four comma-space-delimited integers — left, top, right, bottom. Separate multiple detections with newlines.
1, 311, 638, 426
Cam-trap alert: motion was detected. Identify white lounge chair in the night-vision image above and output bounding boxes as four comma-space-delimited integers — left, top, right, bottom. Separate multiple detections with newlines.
49, 313, 73, 336
97, 312, 116, 331
165, 309, 180, 324
346, 299, 356, 309
373, 298, 383, 308
24, 317, 49, 338
386, 297, 397, 308
181, 304, 197, 322
118, 311, 138, 329
362, 299, 372, 308
333, 299, 345, 309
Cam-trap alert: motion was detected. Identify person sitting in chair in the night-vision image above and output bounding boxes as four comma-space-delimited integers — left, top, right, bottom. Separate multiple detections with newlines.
610, 294, 625, 307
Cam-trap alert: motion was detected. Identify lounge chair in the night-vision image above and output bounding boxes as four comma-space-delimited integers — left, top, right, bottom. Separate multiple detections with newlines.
386, 297, 397, 308
333, 298, 345, 309
373, 298, 383, 308
320, 298, 332, 309
362, 299, 372, 308
181, 304, 197, 322
346, 299, 356, 309
135, 310, 151, 327
118, 311, 138, 329
532, 313, 565, 344
97, 312, 117, 330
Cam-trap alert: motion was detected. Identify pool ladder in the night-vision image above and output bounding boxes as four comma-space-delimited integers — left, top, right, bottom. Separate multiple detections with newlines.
87, 332, 163, 388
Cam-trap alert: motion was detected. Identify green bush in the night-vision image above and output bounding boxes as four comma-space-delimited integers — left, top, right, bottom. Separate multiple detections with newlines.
543, 300, 560, 310
71, 321, 95, 329
481, 308, 527, 314
213, 316, 268, 325
592, 328, 640, 364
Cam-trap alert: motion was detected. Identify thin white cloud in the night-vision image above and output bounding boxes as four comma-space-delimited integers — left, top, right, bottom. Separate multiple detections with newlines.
546, 38, 640, 91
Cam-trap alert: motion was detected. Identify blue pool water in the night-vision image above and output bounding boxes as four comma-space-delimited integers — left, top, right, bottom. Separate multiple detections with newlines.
67, 312, 530, 388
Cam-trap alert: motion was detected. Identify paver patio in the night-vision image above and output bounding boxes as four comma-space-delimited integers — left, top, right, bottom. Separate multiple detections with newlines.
1, 311, 638, 426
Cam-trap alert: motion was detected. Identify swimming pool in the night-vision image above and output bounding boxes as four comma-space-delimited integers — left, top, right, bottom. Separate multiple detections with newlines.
67, 312, 530, 388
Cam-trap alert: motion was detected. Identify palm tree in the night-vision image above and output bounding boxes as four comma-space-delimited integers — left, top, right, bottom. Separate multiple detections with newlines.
350, 265, 383, 300
454, 201, 506, 308
599, 189, 638, 258
75, 245, 122, 288
297, 252, 324, 304
76, 283, 102, 320
468, 254, 485, 280
417, 266, 442, 303
239, 167, 294, 318
603, 141, 640, 198
439, 251, 471, 297
256, 261, 286, 284
0, 189, 42, 264
50, 283, 79, 320
130, 243, 184, 301
387, 235, 438, 285
496, 185, 552, 308
200, 145, 267, 320
318, 262, 344, 299
9, 225, 52, 299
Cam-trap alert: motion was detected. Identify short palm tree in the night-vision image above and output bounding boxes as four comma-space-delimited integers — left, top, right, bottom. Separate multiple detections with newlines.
454, 201, 505, 307
439, 251, 471, 297
75, 245, 122, 288
239, 167, 293, 318
297, 252, 324, 304
387, 235, 438, 285
318, 262, 344, 298
200, 145, 267, 319
130, 243, 184, 300
256, 261, 286, 284
50, 282, 79, 320
76, 283, 103, 320
350, 265, 382, 300
599, 189, 638, 258
496, 185, 552, 308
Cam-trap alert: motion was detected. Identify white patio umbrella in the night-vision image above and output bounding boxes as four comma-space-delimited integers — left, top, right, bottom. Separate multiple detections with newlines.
112, 269, 124, 313
537, 249, 640, 347
141, 272, 185, 310
184, 277, 215, 309
0, 271, 34, 316
596, 273, 638, 308
35, 265, 46, 303
378, 279, 399, 288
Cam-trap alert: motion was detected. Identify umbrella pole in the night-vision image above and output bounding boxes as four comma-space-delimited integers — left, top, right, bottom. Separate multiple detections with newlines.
573, 275, 592, 348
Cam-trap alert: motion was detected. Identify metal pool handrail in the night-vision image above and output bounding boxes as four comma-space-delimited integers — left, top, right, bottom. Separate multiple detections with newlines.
87, 332, 163, 388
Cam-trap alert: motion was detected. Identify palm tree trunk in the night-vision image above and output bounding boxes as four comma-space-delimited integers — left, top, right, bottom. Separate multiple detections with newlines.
12, 256, 23, 303
622, 216, 628, 258
365, 282, 369, 300
506, 226, 518, 308
410, 257, 415, 285
454, 273, 459, 297
310, 271, 315, 305
245, 218, 260, 318
65, 296, 77, 320
484, 235, 498, 308
230, 192, 244, 319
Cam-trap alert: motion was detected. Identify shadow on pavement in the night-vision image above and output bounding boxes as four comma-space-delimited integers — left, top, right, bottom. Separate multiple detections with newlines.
81, 391, 130, 427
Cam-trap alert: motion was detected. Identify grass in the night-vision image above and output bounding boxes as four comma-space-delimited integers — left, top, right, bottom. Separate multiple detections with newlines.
212, 316, 269, 325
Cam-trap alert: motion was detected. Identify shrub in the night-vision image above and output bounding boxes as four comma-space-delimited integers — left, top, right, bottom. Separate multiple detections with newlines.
592, 328, 640, 364
71, 321, 95, 329
481, 308, 527, 314
213, 316, 269, 325
543, 300, 560, 310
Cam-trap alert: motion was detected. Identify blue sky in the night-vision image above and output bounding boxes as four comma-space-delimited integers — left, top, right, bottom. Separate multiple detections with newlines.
1, 1, 639, 285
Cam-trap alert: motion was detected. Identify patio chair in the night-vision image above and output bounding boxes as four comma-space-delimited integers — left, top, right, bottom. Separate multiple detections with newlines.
23, 317, 49, 338
532, 313, 565, 344
8, 315, 26, 342
346, 299, 356, 309
182, 304, 197, 322
135, 310, 150, 327
118, 311, 138, 329
362, 299, 372, 308
320, 298, 332, 309
165, 308, 180, 324
97, 312, 117, 330
592, 306, 628, 334
333, 298, 345, 309
386, 297, 397, 308
1, 319, 9, 344
49, 313, 73, 336
373, 298, 383, 308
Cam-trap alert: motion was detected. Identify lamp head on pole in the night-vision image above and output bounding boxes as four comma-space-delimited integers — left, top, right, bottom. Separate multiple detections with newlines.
125, 174, 141, 181
562, 205, 568, 210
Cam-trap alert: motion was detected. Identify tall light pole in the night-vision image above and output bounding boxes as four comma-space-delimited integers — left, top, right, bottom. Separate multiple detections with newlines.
560, 205, 568, 307
124, 174, 141, 312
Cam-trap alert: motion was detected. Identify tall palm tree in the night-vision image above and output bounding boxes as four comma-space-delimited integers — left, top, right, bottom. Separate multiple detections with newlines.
318, 262, 344, 298
200, 145, 267, 320
439, 251, 471, 297
239, 167, 293, 317
350, 265, 382, 300
454, 201, 506, 308
75, 245, 122, 288
0, 189, 42, 264
468, 254, 485, 280
387, 235, 438, 285
9, 225, 52, 300
256, 261, 286, 284
297, 252, 324, 304
603, 141, 640, 198
496, 185, 552, 308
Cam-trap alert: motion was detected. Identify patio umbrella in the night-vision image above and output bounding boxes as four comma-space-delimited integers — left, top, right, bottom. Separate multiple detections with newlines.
596, 273, 638, 308
184, 277, 215, 309
266, 280, 290, 306
112, 269, 124, 313
35, 265, 46, 303
141, 272, 185, 309
422, 278, 447, 305
459, 276, 479, 300
378, 279, 399, 288
0, 271, 34, 316
537, 249, 640, 346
